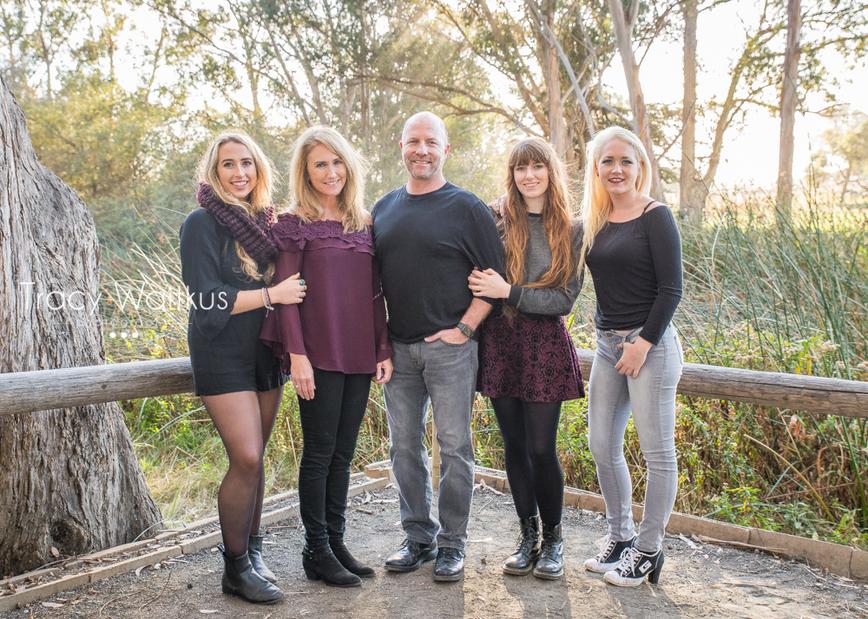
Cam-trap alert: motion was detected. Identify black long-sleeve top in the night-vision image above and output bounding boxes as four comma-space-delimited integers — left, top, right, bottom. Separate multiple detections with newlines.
584, 205, 683, 345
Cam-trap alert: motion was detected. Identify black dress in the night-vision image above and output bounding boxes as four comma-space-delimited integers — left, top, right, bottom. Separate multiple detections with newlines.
179, 208, 285, 396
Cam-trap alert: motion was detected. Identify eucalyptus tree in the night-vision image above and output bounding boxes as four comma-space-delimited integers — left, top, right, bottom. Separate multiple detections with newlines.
775, 0, 800, 218
678, 0, 865, 224
606, 0, 670, 198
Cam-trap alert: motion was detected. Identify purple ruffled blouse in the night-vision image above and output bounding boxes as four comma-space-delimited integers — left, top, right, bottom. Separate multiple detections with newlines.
260, 213, 391, 375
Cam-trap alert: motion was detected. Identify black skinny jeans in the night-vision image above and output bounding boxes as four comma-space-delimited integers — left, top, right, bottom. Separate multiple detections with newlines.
491, 397, 564, 526
298, 369, 371, 546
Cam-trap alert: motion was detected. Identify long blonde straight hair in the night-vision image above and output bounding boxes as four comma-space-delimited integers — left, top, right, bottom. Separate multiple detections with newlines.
501, 138, 576, 289
288, 126, 368, 232
197, 130, 276, 281
578, 126, 652, 272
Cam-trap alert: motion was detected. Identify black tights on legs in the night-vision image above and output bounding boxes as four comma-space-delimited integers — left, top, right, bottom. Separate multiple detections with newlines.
491, 397, 564, 525
250, 388, 282, 534
202, 387, 282, 556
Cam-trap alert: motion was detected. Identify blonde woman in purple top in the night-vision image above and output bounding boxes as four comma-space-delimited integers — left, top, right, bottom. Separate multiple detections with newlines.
261, 126, 392, 587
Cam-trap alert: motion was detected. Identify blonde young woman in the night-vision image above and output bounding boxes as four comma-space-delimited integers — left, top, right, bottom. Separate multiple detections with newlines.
180, 131, 307, 604
261, 126, 393, 587
468, 138, 583, 580
579, 126, 683, 587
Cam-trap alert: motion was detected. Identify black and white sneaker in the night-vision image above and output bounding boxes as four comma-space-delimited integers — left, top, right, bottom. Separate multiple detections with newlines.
603, 546, 664, 587
583, 536, 635, 574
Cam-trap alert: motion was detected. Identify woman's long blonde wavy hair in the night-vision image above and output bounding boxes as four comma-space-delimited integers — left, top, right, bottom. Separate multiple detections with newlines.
501, 138, 576, 289
288, 126, 368, 232
198, 130, 276, 281
578, 126, 652, 272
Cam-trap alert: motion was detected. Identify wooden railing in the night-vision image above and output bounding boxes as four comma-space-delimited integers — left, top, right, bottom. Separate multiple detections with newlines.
1, 351, 865, 418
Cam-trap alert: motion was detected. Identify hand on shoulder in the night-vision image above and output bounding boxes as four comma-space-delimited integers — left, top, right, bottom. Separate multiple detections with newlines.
488, 195, 506, 218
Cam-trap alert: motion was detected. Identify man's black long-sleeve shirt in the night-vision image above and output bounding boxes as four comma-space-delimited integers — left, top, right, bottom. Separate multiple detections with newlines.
372, 182, 505, 343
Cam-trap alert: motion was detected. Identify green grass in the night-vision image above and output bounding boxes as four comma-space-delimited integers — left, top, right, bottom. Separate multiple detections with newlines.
105, 193, 867, 548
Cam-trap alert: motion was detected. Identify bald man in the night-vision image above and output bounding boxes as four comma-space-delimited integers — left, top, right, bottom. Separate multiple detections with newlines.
372, 112, 504, 582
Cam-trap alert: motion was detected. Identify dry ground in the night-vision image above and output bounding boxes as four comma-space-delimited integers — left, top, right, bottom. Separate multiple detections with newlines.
6, 484, 867, 619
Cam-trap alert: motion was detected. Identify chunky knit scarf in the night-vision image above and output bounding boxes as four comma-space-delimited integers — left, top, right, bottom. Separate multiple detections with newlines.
196, 182, 277, 268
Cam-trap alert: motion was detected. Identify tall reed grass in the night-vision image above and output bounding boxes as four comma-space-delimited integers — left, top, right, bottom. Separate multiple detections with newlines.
102, 194, 866, 546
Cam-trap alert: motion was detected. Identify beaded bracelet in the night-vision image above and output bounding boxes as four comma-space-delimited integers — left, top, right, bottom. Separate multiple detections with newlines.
262, 287, 274, 311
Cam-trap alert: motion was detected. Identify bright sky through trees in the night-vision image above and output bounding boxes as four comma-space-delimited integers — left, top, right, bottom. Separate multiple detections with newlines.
604, 1, 866, 188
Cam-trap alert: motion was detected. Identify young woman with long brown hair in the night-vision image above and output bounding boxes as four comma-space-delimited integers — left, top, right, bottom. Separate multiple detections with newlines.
180, 131, 307, 604
468, 137, 583, 580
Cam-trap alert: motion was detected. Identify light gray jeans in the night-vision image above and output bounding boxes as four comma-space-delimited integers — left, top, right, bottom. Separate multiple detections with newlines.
588, 325, 683, 553
383, 338, 478, 551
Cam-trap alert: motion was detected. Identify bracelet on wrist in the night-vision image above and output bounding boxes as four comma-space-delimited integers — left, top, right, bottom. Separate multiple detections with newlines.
262, 287, 274, 311
456, 321, 478, 340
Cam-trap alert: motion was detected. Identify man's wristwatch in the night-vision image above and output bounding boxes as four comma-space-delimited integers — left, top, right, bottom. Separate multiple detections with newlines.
456, 322, 477, 340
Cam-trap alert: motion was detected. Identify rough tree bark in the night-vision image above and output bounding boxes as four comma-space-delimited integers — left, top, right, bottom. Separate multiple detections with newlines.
0, 77, 161, 576
776, 0, 801, 218
607, 0, 664, 199
679, 0, 705, 225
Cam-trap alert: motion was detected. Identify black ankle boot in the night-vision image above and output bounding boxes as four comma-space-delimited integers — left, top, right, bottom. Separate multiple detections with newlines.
330, 537, 375, 578
503, 515, 541, 575
302, 543, 362, 587
221, 546, 283, 604
248, 533, 277, 583
532, 523, 564, 580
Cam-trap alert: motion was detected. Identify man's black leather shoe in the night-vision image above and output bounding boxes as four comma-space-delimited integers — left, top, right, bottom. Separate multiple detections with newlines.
433, 547, 465, 582
384, 539, 438, 572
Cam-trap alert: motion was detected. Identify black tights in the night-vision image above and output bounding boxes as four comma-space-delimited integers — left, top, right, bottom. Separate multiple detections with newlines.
491, 397, 564, 525
202, 388, 282, 557
298, 369, 371, 546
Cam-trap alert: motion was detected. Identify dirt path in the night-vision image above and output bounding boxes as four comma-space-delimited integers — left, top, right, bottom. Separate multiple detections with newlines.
7, 484, 867, 618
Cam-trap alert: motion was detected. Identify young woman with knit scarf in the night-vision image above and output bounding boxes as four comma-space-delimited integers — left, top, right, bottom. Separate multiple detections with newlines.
579, 126, 683, 587
261, 126, 393, 587
180, 131, 307, 604
468, 138, 584, 580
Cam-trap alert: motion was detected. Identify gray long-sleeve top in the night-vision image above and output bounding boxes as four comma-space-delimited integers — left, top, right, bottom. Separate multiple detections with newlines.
504, 213, 584, 315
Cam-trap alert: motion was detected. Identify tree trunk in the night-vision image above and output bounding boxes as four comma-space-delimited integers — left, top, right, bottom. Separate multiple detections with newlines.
839, 160, 852, 206
0, 77, 161, 576
679, 0, 704, 225
534, 1, 568, 158
776, 0, 801, 218
607, 0, 664, 199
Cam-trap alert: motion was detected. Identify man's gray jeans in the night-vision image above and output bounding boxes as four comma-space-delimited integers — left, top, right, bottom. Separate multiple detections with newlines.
383, 338, 478, 551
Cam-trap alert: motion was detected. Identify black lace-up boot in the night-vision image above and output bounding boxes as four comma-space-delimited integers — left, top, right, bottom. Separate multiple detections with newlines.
532, 523, 564, 580
503, 516, 541, 575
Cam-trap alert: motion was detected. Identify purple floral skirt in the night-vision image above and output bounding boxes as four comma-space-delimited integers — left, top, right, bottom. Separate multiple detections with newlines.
477, 313, 584, 402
